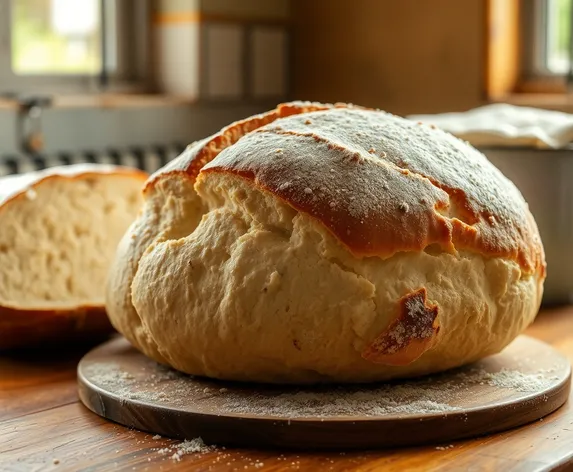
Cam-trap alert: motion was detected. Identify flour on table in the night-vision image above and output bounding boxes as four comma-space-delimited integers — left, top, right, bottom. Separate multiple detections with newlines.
158, 438, 215, 461
435, 444, 454, 451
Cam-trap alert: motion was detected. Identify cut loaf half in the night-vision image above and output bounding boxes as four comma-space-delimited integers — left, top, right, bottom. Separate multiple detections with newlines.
0, 164, 147, 349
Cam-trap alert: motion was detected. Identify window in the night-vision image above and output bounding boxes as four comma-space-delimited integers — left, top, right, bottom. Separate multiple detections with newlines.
12, 0, 102, 75
544, 0, 571, 73
0, 0, 150, 95
518, 0, 573, 79
525, 0, 573, 76
487, 0, 573, 98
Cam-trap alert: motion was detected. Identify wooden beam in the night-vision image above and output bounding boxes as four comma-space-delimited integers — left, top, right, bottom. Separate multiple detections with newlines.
485, 0, 521, 99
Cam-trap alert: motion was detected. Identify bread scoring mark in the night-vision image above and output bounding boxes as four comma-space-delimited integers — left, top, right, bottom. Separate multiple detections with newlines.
144, 102, 341, 193
362, 288, 440, 366
200, 129, 455, 259
392, 164, 480, 226
256, 127, 372, 166
360, 150, 479, 227
250, 125, 483, 248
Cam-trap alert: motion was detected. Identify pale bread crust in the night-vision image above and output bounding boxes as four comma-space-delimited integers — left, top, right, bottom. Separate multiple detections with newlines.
107, 102, 545, 383
106, 176, 206, 364
0, 164, 148, 349
127, 175, 542, 383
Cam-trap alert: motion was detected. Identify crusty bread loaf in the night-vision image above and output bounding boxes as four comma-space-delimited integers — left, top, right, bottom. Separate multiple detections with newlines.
106, 102, 545, 383
0, 164, 147, 349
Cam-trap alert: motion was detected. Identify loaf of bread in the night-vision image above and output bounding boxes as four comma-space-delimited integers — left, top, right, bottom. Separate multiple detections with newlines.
106, 102, 545, 383
0, 164, 147, 349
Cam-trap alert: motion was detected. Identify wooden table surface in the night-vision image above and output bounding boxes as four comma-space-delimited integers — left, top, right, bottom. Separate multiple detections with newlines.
2, 307, 573, 472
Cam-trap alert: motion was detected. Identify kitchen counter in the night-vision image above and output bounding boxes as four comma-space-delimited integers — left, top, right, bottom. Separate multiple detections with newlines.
2, 307, 573, 472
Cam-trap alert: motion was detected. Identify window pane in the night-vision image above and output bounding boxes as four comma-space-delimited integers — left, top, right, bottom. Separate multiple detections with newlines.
546, 0, 572, 73
12, 0, 102, 75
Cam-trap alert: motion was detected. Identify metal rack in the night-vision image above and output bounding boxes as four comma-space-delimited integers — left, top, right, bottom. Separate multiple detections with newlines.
0, 143, 186, 177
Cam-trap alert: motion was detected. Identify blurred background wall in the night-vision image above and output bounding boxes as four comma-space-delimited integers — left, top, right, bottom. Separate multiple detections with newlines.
0, 0, 290, 158
291, 0, 485, 115
0, 0, 566, 163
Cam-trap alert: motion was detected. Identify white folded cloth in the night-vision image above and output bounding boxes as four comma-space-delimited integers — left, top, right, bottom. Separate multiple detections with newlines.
408, 103, 573, 149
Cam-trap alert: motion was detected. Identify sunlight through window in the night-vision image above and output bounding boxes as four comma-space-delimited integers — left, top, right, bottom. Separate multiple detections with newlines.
12, 0, 102, 75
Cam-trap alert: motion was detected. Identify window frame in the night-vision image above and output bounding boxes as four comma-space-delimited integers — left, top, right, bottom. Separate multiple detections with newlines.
0, 0, 151, 96
521, 0, 573, 78
485, 0, 573, 99
521, 0, 550, 78
514, 0, 573, 95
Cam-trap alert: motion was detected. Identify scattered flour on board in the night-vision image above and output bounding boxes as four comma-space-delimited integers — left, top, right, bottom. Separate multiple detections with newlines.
219, 390, 458, 417
476, 369, 554, 392
85, 361, 561, 420
214, 367, 557, 417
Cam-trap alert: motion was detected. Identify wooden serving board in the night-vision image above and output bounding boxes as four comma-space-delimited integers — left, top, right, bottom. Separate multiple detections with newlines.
77, 335, 571, 450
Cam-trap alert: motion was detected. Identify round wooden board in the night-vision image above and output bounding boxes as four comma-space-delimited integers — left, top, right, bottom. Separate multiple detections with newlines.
78, 335, 571, 450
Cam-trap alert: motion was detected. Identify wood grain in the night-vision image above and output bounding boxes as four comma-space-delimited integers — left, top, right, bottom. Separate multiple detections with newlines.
0, 345, 94, 421
1, 309, 573, 471
76, 336, 570, 450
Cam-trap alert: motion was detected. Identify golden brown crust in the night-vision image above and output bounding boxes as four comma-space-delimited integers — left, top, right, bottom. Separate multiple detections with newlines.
0, 305, 113, 350
144, 101, 353, 192
145, 102, 544, 275
196, 105, 544, 275
362, 288, 440, 366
